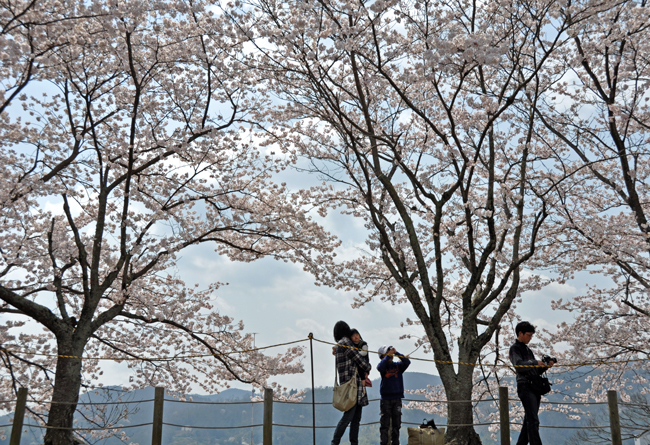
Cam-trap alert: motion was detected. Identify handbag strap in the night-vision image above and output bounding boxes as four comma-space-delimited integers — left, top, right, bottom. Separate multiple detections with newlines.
334, 361, 358, 388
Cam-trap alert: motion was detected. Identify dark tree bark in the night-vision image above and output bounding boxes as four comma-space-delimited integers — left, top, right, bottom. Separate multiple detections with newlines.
45, 347, 84, 445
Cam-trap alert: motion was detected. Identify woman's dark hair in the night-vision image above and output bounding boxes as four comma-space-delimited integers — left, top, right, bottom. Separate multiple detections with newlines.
333, 321, 352, 341
515, 321, 536, 336
350, 328, 361, 340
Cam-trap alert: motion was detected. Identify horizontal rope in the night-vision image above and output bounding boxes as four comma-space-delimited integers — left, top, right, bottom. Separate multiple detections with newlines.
30, 397, 263, 407
274, 421, 381, 428
164, 398, 263, 405
540, 425, 608, 430
21, 396, 641, 409
619, 401, 650, 408
270, 397, 497, 405
404, 398, 499, 404
31, 399, 155, 406
163, 422, 263, 430
4, 334, 649, 370
540, 400, 608, 406
256, 421, 601, 429
16, 420, 642, 432
0, 338, 308, 362
539, 424, 649, 430
23, 422, 153, 430
312, 336, 650, 369
404, 422, 625, 430
404, 422, 498, 427
275, 397, 635, 408
275, 400, 335, 405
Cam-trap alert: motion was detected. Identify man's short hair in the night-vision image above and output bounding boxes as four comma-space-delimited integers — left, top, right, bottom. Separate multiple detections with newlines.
515, 321, 536, 337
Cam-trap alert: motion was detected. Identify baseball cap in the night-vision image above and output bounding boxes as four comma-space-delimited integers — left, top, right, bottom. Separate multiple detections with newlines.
378, 345, 393, 356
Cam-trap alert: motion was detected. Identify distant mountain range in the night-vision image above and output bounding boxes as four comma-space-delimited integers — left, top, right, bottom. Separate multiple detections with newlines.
0, 371, 637, 445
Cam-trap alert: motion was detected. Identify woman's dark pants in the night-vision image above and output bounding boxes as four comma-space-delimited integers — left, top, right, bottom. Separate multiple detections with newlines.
331, 403, 363, 445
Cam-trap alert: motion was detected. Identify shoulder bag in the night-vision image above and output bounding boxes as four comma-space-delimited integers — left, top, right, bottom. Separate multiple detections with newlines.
528, 370, 551, 396
332, 364, 357, 412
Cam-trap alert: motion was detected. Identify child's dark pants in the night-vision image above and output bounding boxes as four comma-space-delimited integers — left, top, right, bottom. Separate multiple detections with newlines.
380, 399, 402, 445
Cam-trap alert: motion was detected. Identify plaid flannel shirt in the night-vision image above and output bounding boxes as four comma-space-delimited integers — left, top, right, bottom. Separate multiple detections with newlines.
336, 337, 372, 406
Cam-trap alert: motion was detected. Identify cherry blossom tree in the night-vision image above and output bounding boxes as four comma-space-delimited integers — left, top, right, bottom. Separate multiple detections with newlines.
238, 0, 581, 441
531, 0, 650, 404
537, 0, 650, 312
0, 1, 334, 444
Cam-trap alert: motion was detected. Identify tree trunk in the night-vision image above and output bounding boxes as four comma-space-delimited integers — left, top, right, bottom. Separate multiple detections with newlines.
443, 378, 483, 445
44, 341, 84, 445
439, 348, 483, 445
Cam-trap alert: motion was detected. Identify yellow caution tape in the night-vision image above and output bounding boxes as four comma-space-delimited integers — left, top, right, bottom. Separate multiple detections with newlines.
0, 338, 308, 362
310, 335, 649, 369
2, 334, 647, 370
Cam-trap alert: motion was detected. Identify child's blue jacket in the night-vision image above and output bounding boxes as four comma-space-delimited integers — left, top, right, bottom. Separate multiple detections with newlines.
376, 353, 411, 400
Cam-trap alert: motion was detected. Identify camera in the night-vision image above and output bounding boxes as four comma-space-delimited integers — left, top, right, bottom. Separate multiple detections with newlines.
542, 355, 557, 365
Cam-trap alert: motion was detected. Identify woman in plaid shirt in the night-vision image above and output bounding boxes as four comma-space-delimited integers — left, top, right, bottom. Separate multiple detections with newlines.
331, 321, 373, 445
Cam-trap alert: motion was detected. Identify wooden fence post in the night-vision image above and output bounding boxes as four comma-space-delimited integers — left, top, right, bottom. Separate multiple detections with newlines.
309, 333, 316, 445
9, 387, 27, 445
151, 387, 165, 445
607, 390, 622, 445
499, 386, 510, 445
263, 387, 273, 445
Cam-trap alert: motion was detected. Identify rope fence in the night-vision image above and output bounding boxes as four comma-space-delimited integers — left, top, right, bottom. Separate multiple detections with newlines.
3, 333, 649, 445
4, 386, 647, 445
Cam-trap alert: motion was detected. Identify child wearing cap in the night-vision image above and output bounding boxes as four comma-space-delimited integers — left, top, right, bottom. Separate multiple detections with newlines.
350, 329, 372, 387
377, 345, 411, 445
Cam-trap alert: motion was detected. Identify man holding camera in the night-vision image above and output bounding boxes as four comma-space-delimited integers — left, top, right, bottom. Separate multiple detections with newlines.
509, 321, 556, 445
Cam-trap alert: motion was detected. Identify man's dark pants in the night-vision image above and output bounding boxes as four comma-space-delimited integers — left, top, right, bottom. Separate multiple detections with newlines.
380, 398, 402, 445
517, 381, 542, 445
331, 403, 363, 445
